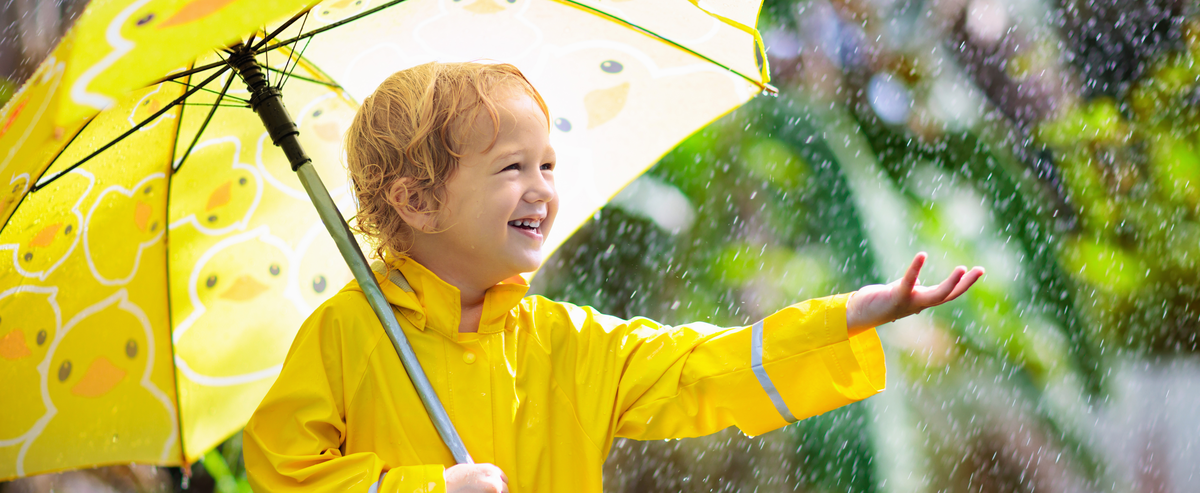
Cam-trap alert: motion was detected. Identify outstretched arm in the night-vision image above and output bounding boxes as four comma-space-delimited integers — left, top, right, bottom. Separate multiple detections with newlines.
846, 252, 985, 335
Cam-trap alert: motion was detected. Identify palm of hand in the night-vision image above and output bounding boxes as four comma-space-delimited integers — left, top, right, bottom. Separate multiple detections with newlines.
846, 253, 985, 332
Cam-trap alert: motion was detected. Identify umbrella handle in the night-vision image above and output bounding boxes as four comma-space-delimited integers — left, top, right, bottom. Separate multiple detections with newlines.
228, 46, 474, 465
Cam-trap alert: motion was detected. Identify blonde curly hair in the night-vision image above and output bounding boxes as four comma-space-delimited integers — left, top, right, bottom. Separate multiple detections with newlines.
345, 62, 549, 259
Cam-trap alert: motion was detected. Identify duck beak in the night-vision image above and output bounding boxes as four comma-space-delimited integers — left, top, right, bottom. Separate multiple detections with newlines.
206, 181, 232, 211
465, 0, 505, 14
71, 356, 126, 398
220, 274, 269, 301
584, 82, 630, 128
29, 223, 62, 248
135, 201, 153, 232
0, 330, 31, 360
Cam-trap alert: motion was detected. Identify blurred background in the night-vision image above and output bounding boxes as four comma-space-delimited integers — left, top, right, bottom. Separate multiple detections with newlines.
3, 0, 1200, 491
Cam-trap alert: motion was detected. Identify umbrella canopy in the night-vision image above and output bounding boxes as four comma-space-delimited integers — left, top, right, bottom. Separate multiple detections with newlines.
0, 0, 771, 480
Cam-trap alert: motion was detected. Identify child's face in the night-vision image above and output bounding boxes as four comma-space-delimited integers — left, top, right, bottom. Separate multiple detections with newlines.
426, 89, 558, 280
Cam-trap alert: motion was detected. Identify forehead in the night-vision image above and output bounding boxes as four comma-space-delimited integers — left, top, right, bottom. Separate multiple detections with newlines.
458, 89, 549, 153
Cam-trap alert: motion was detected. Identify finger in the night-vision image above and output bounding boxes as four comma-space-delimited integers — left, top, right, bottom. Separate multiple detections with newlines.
500, 470, 509, 484
913, 266, 964, 306
899, 252, 926, 292
942, 266, 985, 302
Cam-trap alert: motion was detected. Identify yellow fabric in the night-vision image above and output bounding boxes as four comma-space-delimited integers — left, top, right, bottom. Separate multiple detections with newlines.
243, 257, 886, 492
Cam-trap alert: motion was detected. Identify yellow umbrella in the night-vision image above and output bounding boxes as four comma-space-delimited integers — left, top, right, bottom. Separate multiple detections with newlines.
0, 0, 771, 480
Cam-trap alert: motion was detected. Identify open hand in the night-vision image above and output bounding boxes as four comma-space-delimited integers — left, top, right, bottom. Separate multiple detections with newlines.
846, 252, 984, 334
446, 463, 509, 493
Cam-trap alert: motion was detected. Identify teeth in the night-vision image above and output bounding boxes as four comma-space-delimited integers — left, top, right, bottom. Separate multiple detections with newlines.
509, 219, 541, 229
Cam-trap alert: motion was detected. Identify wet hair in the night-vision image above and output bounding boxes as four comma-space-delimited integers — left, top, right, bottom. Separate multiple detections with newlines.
345, 62, 550, 259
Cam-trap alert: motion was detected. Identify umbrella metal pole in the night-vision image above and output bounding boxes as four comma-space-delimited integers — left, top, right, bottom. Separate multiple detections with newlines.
227, 46, 474, 465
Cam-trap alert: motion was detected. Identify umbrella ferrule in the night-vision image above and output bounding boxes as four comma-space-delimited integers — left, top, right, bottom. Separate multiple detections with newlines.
228, 50, 309, 171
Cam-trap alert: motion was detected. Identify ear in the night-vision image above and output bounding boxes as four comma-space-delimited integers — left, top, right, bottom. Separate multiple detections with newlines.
387, 177, 438, 233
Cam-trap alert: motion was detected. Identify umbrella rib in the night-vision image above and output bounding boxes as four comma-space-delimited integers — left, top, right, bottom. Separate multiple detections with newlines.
554, 0, 771, 92
175, 71, 238, 173
262, 65, 341, 88
32, 66, 232, 192
147, 60, 227, 86
181, 103, 250, 108
256, 0, 409, 57
251, 7, 314, 52
277, 12, 312, 90
165, 78, 251, 104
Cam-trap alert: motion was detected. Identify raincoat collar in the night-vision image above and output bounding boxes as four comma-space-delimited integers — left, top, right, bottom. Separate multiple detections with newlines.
361, 256, 529, 340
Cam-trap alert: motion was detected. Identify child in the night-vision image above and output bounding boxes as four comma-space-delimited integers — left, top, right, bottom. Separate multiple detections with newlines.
243, 62, 983, 492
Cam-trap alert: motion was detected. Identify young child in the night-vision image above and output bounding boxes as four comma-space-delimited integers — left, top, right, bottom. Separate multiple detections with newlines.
243, 62, 983, 492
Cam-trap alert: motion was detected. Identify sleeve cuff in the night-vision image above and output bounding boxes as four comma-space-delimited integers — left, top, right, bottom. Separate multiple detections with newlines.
757, 293, 886, 427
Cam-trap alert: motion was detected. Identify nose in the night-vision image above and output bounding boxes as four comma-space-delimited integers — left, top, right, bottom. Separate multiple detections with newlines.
522, 167, 556, 204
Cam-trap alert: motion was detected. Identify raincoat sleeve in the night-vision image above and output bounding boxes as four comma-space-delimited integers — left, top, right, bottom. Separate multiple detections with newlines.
243, 294, 447, 493
547, 293, 885, 443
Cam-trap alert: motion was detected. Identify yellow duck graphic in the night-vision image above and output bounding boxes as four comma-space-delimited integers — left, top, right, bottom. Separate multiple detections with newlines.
125, 81, 179, 130
0, 170, 93, 282
533, 40, 745, 133
294, 223, 355, 312
532, 40, 744, 138
413, 0, 542, 61
20, 290, 176, 476
171, 227, 305, 458
83, 173, 167, 285
174, 226, 304, 385
168, 136, 261, 236
0, 286, 59, 477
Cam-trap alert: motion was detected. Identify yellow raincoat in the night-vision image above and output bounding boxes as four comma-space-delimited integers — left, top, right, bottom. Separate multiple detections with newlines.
243, 256, 886, 492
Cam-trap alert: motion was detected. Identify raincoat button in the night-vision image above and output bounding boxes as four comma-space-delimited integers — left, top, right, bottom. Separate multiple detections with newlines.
463, 352, 476, 364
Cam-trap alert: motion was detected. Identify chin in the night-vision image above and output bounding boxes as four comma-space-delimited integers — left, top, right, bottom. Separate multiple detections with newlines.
507, 254, 543, 275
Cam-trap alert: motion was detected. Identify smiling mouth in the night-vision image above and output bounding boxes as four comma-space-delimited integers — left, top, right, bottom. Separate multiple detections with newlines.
507, 218, 544, 239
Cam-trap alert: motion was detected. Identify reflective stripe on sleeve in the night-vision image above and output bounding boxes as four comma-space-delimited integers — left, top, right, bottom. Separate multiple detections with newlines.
751, 320, 797, 423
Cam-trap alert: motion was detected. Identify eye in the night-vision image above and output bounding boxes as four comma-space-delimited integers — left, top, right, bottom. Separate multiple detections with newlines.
502, 163, 520, 172
126, 339, 138, 359
541, 163, 554, 171
206, 275, 218, 288
58, 360, 72, 382
269, 263, 281, 276
600, 60, 623, 74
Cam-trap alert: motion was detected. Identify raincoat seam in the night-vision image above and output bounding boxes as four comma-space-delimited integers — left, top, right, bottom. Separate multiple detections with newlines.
347, 324, 390, 410
822, 307, 855, 399
549, 378, 604, 453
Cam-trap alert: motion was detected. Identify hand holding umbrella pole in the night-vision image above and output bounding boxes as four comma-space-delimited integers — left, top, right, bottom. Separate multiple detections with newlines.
225, 43, 474, 466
